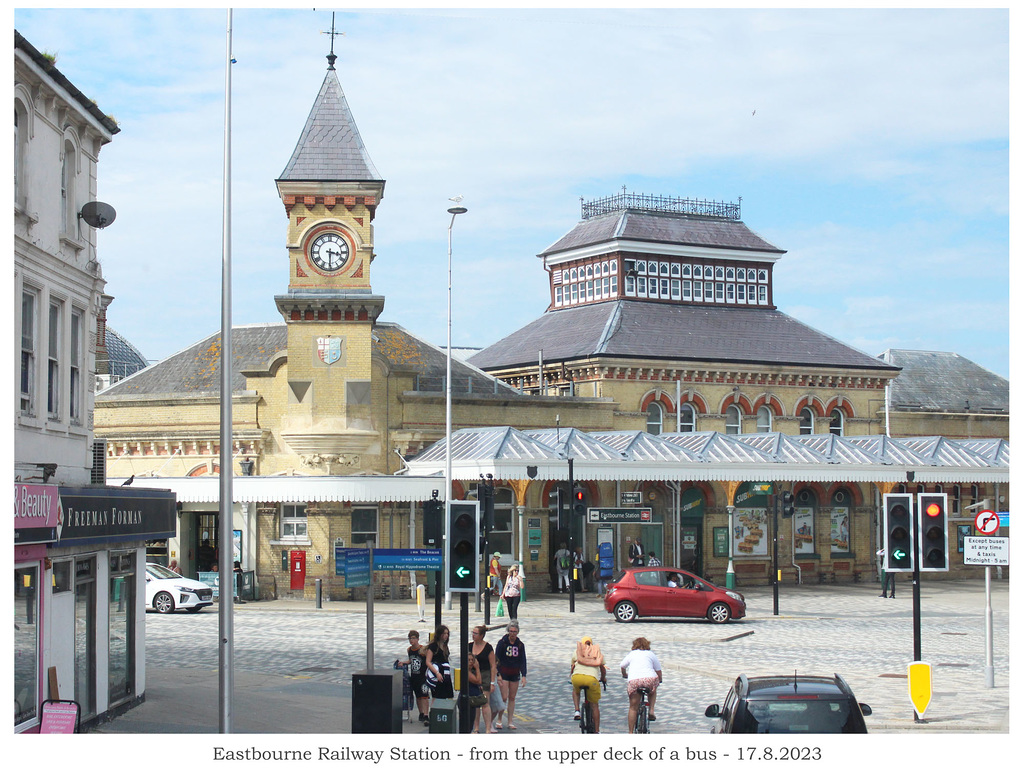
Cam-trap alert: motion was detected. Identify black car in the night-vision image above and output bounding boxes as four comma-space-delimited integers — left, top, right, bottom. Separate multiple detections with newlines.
705, 674, 872, 733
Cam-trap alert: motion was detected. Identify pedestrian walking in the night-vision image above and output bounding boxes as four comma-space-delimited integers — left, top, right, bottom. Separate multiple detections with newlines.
628, 536, 645, 566
470, 624, 496, 733
489, 552, 503, 595
399, 629, 431, 723
646, 550, 661, 567
425, 624, 454, 701
877, 548, 896, 598
554, 544, 571, 592
493, 622, 527, 731
502, 566, 523, 619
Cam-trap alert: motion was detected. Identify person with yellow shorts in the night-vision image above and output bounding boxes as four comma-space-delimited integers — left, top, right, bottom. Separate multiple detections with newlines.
571, 636, 607, 732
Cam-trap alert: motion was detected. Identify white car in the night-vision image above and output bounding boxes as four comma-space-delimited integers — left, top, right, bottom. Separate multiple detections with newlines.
145, 563, 214, 614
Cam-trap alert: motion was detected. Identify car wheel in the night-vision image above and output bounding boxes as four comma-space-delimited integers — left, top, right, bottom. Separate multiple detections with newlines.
614, 600, 638, 623
153, 591, 175, 614
707, 602, 731, 624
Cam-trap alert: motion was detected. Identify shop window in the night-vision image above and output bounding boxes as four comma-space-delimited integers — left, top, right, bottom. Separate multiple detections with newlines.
108, 552, 136, 704
14, 565, 39, 729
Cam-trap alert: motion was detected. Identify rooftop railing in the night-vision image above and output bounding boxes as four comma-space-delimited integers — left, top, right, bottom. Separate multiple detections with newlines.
581, 191, 741, 221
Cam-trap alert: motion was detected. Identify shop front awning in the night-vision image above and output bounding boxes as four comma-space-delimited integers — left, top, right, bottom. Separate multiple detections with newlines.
107, 475, 445, 505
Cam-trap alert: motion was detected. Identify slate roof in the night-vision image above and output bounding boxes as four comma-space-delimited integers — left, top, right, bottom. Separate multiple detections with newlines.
540, 209, 784, 257
469, 300, 895, 373
96, 322, 518, 401
278, 67, 382, 184
879, 349, 1009, 414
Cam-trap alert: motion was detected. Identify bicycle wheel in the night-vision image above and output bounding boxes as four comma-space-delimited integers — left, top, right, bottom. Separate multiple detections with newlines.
636, 694, 650, 734
580, 701, 594, 733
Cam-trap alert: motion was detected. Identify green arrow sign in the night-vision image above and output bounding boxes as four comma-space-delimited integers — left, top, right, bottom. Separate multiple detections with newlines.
892, 548, 906, 561
455, 566, 470, 579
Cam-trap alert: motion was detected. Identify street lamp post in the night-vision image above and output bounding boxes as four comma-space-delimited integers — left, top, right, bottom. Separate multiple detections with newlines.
445, 198, 467, 731
445, 198, 466, 610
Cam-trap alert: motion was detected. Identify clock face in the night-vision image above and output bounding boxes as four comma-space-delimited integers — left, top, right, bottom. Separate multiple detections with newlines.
309, 231, 350, 272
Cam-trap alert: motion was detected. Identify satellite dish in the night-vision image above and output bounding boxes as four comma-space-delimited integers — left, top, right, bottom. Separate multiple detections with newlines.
79, 201, 117, 229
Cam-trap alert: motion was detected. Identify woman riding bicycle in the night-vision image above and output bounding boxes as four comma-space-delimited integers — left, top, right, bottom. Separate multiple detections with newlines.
619, 636, 662, 734
570, 636, 607, 732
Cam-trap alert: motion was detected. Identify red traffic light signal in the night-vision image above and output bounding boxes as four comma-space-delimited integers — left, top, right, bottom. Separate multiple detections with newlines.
917, 494, 948, 572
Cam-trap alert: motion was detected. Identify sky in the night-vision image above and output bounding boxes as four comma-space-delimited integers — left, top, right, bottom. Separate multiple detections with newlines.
12, 7, 1011, 379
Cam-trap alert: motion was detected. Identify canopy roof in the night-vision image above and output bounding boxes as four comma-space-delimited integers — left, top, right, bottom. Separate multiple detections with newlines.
406, 427, 1010, 484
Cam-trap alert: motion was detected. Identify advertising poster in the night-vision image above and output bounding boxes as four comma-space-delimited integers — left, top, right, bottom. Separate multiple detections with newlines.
793, 506, 815, 554
830, 507, 851, 552
733, 508, 768, 556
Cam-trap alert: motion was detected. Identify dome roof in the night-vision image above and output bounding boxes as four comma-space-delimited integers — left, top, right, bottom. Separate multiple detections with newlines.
104, 326, 148, 379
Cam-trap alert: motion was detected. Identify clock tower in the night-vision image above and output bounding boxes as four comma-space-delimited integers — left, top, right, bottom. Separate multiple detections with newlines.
273, 46, 386, 470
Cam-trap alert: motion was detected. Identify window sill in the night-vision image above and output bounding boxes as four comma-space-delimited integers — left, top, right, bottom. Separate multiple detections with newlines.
59, 233, 86, 254
269, 538, 312, 547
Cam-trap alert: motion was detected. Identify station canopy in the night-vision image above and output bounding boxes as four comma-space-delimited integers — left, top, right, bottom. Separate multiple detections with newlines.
404, 428, 1009, 485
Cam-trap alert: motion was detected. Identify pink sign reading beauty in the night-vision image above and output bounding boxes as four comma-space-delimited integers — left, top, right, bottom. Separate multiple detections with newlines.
14, 483, 62, 543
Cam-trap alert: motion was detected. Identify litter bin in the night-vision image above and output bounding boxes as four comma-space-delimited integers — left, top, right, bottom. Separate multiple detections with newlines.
429, 698, 457, 733
351, 671, 403, 733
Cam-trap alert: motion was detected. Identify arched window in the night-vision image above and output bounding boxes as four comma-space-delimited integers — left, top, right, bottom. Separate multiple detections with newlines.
756, 405, 773, 433
646, 402, 664, 435
799, 407, 815, 435
829, 409, 844, 436
725, 404, 742, 435
679, 402, 697, 433
61, 140, 77, 235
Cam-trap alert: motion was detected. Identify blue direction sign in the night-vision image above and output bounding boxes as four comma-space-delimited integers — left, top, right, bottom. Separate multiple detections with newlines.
372, 548, 443, 571
336, 548, 371, 587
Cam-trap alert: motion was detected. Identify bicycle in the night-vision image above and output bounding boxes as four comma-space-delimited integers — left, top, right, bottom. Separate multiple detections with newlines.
635, 686, 652, 734
579, 679, 606, 734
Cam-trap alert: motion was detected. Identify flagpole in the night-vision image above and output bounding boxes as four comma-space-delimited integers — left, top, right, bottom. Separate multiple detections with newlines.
218, 8, 235, 734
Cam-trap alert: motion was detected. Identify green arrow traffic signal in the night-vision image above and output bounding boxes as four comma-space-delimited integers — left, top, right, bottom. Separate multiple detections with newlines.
892, 548, 906, 561
455, 566, 470, 578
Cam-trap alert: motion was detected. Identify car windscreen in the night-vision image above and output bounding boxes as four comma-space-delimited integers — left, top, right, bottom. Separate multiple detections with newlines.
739, 699, 864, 733
146, 565, 181, 580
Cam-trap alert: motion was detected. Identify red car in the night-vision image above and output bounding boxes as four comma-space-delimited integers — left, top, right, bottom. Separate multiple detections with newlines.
604, 567, 745, 624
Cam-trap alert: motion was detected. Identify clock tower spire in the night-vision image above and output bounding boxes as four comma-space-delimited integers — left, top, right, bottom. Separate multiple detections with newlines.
272, 33, 387, 470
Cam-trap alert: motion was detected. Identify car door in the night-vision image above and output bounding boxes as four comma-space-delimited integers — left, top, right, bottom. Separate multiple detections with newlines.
632, 569, 669, 615
664, 571, 709, 617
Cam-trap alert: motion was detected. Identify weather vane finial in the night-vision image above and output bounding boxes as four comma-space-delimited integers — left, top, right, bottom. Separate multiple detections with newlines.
322, 12, 345, 70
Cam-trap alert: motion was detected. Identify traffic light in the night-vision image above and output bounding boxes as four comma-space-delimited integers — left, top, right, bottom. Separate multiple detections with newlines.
446, 500, 480, 592
781, 491, 795, 518
883, 493, 914, 572
423, 497, 443, 547
573, 483, 587, 518
917, 493, 949, 572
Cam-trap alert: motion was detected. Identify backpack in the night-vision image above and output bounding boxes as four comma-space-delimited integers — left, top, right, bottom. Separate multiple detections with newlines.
559, 553, 571, 570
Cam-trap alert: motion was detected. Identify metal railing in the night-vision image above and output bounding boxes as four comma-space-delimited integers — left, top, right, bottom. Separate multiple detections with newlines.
581, 191, 741, 221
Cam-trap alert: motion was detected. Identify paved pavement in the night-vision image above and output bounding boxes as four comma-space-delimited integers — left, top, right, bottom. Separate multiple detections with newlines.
89, 578, 1010, 736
